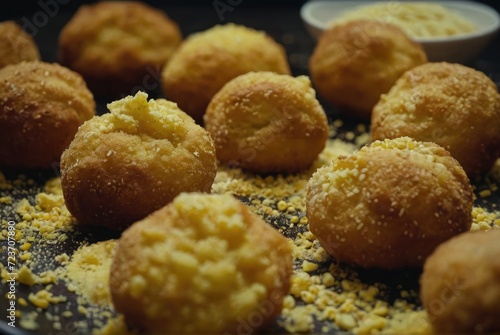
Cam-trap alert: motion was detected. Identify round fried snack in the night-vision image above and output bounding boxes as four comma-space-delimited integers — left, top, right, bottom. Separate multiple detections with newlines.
204, 72, 329, 174
59, 1, 181, 96
162, 23, 290, 123
310, 20, 427, 119
372, 62, 500, 176
306, 137, 473, 269
0, 21, 40, 69
0, 61, 95, 169
60, 92, 217, 230
421, 229, 500, 333
110, 192, 293, 334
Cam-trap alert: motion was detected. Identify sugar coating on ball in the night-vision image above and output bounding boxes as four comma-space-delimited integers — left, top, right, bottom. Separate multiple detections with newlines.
204, 71, 329, 174
60, 92, 217, 230
162, 23, 290, 123
372, 62, 500, 176
59, 1, 181, 96
0, 61, 95, 169
421, 229, 500, 333
0, 21, 40, 69
110, 192, 293, 334
306, 137, 473, 269
310, 19, 427, 119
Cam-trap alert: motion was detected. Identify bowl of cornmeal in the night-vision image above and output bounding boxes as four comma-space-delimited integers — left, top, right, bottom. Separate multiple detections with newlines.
301, 1, 500, 63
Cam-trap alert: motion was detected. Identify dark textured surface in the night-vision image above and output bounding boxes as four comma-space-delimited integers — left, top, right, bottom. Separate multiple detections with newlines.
1, 2, 500, 335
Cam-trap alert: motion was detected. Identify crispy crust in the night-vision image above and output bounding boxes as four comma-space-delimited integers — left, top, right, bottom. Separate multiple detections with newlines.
306, 137, 473, 269
0, 61, 95, 169
59, 1, 181, 96
110, 192, 292, 334
0, 21, 40, 69
310, 19, 427, 119
421, 230, 500, 333
60, 92, 217, 230
204, 72, 329, 174
161, 24, 290, 123
371, 62, 500, 176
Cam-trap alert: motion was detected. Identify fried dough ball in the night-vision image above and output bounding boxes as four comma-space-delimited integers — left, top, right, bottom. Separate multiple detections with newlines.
204, 72, 329, 174
0, 61, 94, 169
0, 21, 40, 69
59, 1, 181, 96
110, 192, 292, 334
309, 20, 427, 119
162, 23, 290, 123
306, 137, 473, 269
372, 62, 500, 176
421, 229, 500, 333
60, 92, 217, 230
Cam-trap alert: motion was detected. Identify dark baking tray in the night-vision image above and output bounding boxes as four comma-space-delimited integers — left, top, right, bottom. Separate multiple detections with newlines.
1, 2, 500, 335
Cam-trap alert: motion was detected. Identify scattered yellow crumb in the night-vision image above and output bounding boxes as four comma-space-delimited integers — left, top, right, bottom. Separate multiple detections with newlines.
28, 290, 66, 309
17, 265, 37, 286
302, 260, 319, 272
1, 130, 499, 335
0, 196, 12, 204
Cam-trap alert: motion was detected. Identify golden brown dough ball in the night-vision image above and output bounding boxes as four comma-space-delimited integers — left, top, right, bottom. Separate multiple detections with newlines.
372, 62, 500, 176
0, 21, 40, 69
110, 192, 292, 334
306, 137, 473, 269
162, 23, 290, 123
309, 19, 427, 119
421, 229, 500, 333
59, 1, 181, 96
60, 92, 217, 230
204, 72, 329, 174
0, 61, 95, 169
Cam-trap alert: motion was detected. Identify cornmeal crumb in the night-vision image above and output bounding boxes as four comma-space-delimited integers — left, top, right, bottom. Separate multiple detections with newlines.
302, 260, 319, 272
28, 290, 66, 309
17, 265, 37, 286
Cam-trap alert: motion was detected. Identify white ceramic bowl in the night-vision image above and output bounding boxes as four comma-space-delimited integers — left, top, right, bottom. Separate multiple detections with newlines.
301, 1, 500, 63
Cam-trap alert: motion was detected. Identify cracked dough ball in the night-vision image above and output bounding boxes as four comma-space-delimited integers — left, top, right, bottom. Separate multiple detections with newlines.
110, 192, 293, 334
306, 137, 473, 269
371, 62, 500, 176
60, 92, 217, 230
0, 61, 95, 169
0, 21, 40, 69
59, 1, 181, 96
204, 72, 329, 174
162, 23, 290, 123
421, 229, 500, 333
310, 20, 427, 119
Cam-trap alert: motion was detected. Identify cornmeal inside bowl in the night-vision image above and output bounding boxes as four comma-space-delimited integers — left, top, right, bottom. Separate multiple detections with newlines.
333, 2, 476, 38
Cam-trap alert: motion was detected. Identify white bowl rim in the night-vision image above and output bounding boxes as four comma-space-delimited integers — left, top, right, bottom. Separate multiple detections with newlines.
301, 0, 500, 42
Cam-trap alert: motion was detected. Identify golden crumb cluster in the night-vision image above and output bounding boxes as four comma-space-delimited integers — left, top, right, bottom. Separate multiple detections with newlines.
59, 1, 181, 96
60, 92, 217, 229
310, 19, 427, 119
307, 137, 474, 269
205, 72, 329, 173
0, 21, 40, 69
162, 23, 290, 122
0, 61, 95, 169
110, 193, 292, 334
372, 62, 500, 176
